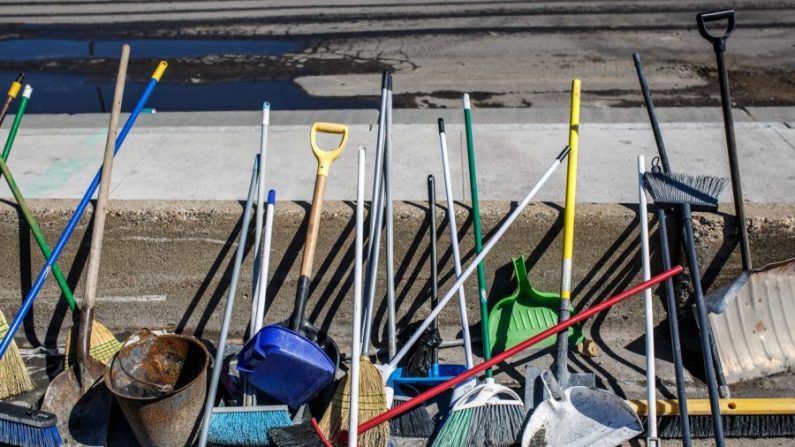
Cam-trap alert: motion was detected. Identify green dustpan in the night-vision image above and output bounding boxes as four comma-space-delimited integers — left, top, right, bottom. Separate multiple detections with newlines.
488, 256, 582, 354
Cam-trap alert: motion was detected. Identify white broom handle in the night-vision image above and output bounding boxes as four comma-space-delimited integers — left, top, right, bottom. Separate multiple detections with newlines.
638, 155, 657, 438
389, 146, 570, 369
254, 192, 275, 331
350, 147, 366, 447
438, 119, 474, 368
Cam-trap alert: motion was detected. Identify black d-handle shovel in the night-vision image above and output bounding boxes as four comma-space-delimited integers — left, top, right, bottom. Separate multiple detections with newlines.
696, 9, 751, 271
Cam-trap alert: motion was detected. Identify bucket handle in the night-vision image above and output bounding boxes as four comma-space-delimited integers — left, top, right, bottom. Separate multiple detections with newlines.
697, 9, 735, 53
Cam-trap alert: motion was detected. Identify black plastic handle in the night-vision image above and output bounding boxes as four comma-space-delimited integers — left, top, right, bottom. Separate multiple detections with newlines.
697, 9, 735, 52
437, 118, 445, 133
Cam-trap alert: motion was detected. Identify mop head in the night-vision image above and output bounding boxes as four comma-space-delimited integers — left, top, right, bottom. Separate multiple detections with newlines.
206, 406, 292, 446
431, 379, 525, 447
0, 402, 61, 447
390, 396, 435, 438
64, 320, 122, 367
0, 309, 35, 399
318, 357, 389, 446
643, 171, 728, 209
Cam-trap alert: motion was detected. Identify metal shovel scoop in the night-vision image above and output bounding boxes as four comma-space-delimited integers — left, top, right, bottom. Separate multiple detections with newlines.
41, 44, 129, 445
521, 371, 642, 447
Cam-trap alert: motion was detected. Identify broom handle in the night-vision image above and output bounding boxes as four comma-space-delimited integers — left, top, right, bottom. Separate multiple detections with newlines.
349, 147, 365, 447
427, 175, 439, 366
554, 79, 580, 383
388, 146, 571, 370
638, 156, 657, 439
197, 157, 259, 447
0, 87, 80, 311
463, 93, 492, 377
633, 54, 671, 173
0, 60, 167, 359
361, 71, 390, 352
357, 266, 684, 434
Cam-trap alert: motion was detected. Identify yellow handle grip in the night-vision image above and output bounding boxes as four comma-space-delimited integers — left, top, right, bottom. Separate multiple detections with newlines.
310, 122, 349, 176
7, 81, 21, 99
152, 61, 168, 82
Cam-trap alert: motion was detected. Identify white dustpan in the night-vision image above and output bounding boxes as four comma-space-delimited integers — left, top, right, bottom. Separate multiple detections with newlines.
521, 371, 642, 447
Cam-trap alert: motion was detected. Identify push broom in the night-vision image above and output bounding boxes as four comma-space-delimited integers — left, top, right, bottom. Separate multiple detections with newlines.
0, 60, 168, 360
0, 85, 121, 369
271, 267, 685, 446
270, 145, 572, 446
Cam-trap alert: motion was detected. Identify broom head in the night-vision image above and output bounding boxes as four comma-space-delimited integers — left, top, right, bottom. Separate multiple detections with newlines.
207, 405, 292, 446
318, 357, 389, 446
643, 171, 728, 211
64, 319, 121, 367
0, 309, 35, 399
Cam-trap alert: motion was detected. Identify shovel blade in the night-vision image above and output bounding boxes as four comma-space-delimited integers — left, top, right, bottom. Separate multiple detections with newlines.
707, 259, 795, 383
41, 358, 111, 446
521, 387, 642, 447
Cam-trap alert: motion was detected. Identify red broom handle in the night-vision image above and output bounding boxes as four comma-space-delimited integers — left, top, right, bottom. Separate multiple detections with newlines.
356, 265, 683, 434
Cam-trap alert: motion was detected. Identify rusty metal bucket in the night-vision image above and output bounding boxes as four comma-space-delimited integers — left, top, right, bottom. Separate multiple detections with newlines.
104, 330, 209, 447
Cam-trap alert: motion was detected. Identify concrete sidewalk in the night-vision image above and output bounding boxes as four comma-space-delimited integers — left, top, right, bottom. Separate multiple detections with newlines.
2, 107, 794, 203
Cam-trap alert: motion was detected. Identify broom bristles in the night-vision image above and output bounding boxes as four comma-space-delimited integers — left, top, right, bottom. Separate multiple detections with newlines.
270, 419, 329, 447
432, 402, 525, 446
0, 309, 35, 400
650, 414, 795, 439
643, 171, 728, 208
64, 320, 121, 367
207, 406, 292, 446
318, 357, 389, 446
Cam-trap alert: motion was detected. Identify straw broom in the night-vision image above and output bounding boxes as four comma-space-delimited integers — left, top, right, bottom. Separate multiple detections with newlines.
318, 147, 389, 447
0, 310, 34, 398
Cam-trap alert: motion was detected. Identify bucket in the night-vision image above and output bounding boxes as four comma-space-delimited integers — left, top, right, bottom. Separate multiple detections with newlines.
104, 330, 209, 447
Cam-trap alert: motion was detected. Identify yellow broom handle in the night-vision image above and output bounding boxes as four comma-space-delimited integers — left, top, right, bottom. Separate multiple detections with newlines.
561, 79, 580, 301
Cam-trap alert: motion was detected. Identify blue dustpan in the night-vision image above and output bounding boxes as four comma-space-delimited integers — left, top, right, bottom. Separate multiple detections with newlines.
237, 324, 335, 409
388, 364, 467, 397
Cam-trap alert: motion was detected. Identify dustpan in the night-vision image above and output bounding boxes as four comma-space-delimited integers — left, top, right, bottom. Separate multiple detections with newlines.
238, 325, 335, 409
488, 256, 582, 353
520, 371, 642, 447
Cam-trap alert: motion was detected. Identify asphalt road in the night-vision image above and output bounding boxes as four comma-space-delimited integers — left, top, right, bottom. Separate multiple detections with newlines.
0, 0, 793, 108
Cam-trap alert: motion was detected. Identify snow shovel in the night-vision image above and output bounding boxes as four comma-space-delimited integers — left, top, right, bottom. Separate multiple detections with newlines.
520, 370, 642, 447
41, 44, 129, 446
696, 9, 795, 384
239, 122, 347, 408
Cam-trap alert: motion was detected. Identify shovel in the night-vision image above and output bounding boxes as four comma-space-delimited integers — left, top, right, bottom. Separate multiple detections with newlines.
696, 9, 795, 383
239, 122, 347, 408
41, 44, 129, 446
521, 370, 642, 447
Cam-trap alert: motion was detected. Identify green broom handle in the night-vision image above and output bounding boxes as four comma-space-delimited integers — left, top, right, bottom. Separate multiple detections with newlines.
0, 87, 78, 311
463, 94, 492, 377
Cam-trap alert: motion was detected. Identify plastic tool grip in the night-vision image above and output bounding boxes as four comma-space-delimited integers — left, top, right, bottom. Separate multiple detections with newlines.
151, 61, 168, 81
697, 10, 735, 51
310, 122, 348, 176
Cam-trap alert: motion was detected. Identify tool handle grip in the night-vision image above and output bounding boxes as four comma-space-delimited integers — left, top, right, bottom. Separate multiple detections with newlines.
697, 10, 735, 51
310, 122, 348, 176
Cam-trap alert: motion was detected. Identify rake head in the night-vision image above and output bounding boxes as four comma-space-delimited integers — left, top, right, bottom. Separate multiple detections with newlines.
643, 171, 728, 211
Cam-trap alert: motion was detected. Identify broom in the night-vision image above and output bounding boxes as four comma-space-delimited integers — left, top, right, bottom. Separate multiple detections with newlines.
318, 147, 390, 447
0, 85, 35, 400
0, 402, 61, 447
270, 268, 684, 446
630, 399, 795, 438
0, 86, 120, 368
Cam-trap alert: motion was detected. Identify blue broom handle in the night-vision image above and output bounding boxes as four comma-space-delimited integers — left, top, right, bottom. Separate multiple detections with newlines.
0, 63, 166, 358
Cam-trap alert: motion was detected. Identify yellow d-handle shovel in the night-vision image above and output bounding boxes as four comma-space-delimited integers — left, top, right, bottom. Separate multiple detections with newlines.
288, 122, 348, 366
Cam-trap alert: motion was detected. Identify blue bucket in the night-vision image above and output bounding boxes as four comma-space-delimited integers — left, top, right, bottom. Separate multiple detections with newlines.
237, 325, 335, 409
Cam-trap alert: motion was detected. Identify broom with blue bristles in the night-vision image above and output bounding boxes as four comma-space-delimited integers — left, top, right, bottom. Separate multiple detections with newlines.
0, 402, 61, 447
